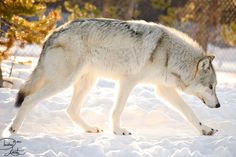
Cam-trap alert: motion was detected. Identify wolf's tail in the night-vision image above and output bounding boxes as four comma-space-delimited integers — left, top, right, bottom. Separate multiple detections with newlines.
15, 66, 44, 107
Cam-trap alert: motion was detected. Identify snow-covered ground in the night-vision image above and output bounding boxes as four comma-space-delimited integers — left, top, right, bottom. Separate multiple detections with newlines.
208, 44, 236, 73
1, 53, 236, 156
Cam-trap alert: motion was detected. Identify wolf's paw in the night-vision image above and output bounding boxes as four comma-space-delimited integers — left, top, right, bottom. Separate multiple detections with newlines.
113, 128, 132, 136
9, 126, 17, 134
200, 124, 218, 136
86, 127, 103, 133
8, 122, 20, 134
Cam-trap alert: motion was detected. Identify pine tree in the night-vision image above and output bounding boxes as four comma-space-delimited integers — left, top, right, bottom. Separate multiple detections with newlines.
159, 0, 236, 50
100, 0, 139, 19
0, 0, 61, 87
64, 0, 99, 21
222, 21, 236, 46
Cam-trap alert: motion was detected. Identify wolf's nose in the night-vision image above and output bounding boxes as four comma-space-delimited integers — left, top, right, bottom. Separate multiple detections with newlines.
215, 103, 220, 108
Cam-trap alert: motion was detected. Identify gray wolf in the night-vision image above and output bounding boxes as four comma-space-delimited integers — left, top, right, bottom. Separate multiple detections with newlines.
9, 18, 220, 136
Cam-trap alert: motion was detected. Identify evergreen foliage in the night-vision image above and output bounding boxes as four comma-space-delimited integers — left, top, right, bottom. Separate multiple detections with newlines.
64, 1, 99, 21
222, 22, 236, 46
0, 0, 61, 57
0, 0, 60, 87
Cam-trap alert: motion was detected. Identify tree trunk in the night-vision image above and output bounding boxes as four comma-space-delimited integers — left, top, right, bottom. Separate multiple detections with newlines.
195, 22, 209, 51
102, 0, 110, 18
194, 0, 220, 52
125, 0, 135, 20
0, 62, 3, 87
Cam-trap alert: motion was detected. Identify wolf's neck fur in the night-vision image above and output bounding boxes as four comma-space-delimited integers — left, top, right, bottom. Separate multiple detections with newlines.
153, 24, 205, 85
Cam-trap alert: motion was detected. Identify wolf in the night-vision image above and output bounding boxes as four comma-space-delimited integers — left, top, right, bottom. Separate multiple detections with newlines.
9, 18, 220, 136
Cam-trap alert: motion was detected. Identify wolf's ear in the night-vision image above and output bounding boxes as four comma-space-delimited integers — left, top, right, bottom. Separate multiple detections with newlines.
198, 57, 210, 71
207, 55, 215, 62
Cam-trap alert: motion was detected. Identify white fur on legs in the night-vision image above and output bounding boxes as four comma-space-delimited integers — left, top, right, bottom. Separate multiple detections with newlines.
112, 79, 135, 135
156, 85, 218, 136
67, 73, 103, 133
9, 82, 66, 133
9, 47, 83, 134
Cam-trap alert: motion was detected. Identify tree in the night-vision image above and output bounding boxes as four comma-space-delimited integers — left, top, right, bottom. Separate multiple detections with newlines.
64, 0, 99, 21
159, 0, 236, 50
0, 0, 61, 87
177, 0, 224, 50
222, 21, 236, 46
100, 0, 139, 19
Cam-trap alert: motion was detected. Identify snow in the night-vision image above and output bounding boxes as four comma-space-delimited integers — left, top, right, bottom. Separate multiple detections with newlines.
1, 53, 236, 156
208, 44, 236, 73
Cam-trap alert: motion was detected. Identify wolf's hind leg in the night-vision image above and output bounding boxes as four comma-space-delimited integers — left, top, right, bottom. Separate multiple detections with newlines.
9, 47, 83, 133
112, 79, 135, 135
155, 85, 218, 136
9, 80, 68, 133
67, 73, 103, 133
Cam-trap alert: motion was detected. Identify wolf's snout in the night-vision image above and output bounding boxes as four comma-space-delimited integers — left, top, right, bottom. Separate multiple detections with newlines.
215, 103, 221, 108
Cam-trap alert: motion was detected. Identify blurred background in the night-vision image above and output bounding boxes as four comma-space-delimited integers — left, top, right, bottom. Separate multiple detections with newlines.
0, 0, 235, 87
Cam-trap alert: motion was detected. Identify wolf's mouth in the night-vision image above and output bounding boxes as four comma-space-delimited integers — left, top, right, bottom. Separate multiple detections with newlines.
201, 98, 206, 104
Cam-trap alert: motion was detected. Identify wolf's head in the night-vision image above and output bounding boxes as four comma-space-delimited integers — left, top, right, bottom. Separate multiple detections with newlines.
184, 56, 220, 108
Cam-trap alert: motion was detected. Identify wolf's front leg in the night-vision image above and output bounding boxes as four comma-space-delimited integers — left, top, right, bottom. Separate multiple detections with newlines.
156, 85, 218, 136
112, 79, 135, 135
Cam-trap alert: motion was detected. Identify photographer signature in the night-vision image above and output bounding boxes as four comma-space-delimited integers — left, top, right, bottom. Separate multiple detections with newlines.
0, 138, 25, 156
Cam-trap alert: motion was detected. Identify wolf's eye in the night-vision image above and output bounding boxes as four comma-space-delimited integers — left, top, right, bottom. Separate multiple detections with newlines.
209, 84, 213, 90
